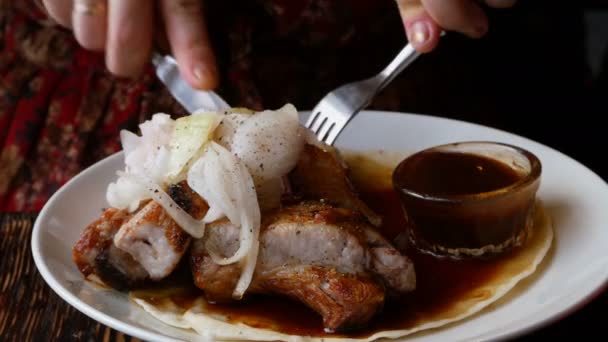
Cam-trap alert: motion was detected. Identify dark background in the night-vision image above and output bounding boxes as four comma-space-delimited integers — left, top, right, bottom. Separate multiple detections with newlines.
206, 0, 607, 182
365, 0, 608, 182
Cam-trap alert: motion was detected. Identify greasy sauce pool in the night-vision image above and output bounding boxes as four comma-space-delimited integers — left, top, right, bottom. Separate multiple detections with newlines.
136, 152, 526, 338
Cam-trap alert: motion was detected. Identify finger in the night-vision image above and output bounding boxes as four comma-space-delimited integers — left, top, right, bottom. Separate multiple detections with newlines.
42, 0, 73, 28
422, 0, 488, 38
72, 0, 108, 51
161, 0, 218, 90
153, 4, 171, 55
484, 0, 518, 9
396, 0, 442, 53
106, 0, 154, 77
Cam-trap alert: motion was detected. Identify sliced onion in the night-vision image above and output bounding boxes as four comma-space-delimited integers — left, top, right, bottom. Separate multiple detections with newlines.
203, 206, 224, 223
120, 130, 141, 157
186, 142, 261, 298
211, 147, 254, 265
118, 171, 205, 239
230, 103, 304, 183
188, 145, 240, 226
233, 241, 259, 299
188, 143, 259, 266
109, 114, 176, 211
231, 160, 261, 299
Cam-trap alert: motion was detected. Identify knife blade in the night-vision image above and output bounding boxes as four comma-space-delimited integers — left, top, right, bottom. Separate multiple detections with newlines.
151, 53, 230, 113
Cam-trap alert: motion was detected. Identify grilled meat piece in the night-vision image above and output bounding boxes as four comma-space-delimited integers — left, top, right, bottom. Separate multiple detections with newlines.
167, 182, 209, 219
289, 144, 382, 226
262, 265, 385, 332
74, 182, 208, 288
73, 207, 149, 289
190, 202, 415, 331
93, 244, 150, 290
365, 227, 416, 294
113, 201, 192, 280
190, 218, 242, 303
113, 182, 208, 280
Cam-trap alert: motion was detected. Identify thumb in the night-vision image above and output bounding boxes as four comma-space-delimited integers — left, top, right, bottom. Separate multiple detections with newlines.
396, 0, 442, 53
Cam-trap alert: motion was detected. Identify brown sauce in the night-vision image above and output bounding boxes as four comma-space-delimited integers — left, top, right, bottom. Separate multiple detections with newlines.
393, 151, 522, 196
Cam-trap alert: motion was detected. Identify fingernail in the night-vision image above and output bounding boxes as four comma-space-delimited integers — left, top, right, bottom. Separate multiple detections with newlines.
193, 65, 206, 83
469, 22, 489, 38
409, 21, 430, 46
192, 64, 217, 89
485, 0, 518, 9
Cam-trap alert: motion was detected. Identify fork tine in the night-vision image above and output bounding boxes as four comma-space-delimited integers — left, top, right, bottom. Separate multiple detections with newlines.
323, 123, 341, 145
316, 120, 336, 143
305, 111, 321, 129
305, 42, 424, 146
312, 115, 328, 135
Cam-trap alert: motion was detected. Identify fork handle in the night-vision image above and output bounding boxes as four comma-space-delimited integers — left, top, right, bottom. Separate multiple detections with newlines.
377, 43, 421, 92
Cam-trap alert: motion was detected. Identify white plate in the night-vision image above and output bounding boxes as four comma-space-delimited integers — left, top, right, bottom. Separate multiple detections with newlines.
32, 111, 608, 342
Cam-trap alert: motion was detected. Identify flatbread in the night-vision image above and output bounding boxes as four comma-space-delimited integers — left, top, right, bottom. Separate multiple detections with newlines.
130, 151, 554, 341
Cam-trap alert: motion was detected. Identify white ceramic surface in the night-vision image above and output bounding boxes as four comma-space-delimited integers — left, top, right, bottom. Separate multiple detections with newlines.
32, 111, 608, 342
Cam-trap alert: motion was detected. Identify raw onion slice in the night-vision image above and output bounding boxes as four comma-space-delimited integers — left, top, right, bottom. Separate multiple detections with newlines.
117, 171, 205, 239
187, 143, 260, 265
189, 146, 240, 227
187, 142, 261, 298
107, 114, 175, 210
231, 160, 261, 299
203, 206, 224, 223
166, 112, 221, 180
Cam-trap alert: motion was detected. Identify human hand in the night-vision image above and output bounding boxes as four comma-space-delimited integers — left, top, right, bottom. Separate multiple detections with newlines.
396, 0, 517, 52
42, 0, 218, 90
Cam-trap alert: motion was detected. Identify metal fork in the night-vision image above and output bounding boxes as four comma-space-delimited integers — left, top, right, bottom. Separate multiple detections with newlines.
305, 43, 420, 145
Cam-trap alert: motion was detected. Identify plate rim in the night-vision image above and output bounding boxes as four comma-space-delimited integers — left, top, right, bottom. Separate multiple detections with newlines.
31, 110, 608, 342
31, 151, 183, 342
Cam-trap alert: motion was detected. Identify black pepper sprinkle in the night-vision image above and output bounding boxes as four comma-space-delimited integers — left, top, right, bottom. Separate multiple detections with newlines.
154, 189, 159, 193
296, 230, 301, 235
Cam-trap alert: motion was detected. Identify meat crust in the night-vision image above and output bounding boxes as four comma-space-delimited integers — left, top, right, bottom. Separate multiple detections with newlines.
190, 202, 415, 331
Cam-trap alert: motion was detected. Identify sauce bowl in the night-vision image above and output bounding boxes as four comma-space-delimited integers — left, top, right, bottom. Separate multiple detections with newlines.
392, 141, 542, 259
